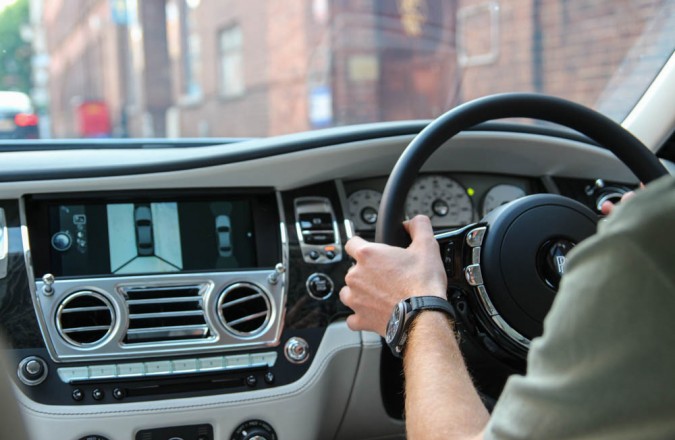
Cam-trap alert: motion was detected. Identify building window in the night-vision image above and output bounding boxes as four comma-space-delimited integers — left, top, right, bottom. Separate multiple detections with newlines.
219, 25, 245, 98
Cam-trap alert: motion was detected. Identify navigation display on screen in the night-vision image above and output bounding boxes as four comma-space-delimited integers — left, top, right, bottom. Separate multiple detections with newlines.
46, 199, 257, 277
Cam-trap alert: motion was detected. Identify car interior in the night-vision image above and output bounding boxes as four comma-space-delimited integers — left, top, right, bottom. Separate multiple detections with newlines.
1, 1, 674, 440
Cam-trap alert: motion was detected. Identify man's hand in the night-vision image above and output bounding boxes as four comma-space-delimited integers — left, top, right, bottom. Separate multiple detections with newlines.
340, 215, 447, 336
600, 189, 638, 215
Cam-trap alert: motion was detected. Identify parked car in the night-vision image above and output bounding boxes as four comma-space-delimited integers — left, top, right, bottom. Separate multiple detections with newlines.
0, 91, 39, 139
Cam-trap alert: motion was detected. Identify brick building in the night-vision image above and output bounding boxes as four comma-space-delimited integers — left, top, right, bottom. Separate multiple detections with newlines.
41, 0, 673, 138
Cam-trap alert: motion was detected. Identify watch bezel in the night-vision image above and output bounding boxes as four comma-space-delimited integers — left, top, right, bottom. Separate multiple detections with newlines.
385, 301, 406, 346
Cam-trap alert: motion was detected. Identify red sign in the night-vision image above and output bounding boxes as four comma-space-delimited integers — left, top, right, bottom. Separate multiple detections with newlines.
77, 101, 111, 137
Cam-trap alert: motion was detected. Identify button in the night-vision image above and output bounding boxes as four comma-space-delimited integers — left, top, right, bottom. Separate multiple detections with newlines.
58, 366, 89, 383
466, 227, 486, 248
92, 388, 104, 401
306, 273, 334, 300
116, 363, 144, 377
225, 354, 251, 369
145, 361, 172, 375
325, 250, 336, 259
88, 364, 117, 379
112, 388, 125, 400
250, 352, 277, 367
308, 250, 320, 260
298, 213, 332, 230
246, 374, 257, 387
18, 356, 48, 386
304, 232, 334, 245
72, 388, 84, 401
464, 264, 484, 286
172, 358, 198, 373
198, 356, 224, 371
284, 337, 309, 364
264, 371, 275, 384
25, 360, 43, 377
443, 243, 455, 277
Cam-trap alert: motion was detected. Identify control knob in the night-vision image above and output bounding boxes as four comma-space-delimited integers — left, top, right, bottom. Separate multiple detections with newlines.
231, 420, 277, 440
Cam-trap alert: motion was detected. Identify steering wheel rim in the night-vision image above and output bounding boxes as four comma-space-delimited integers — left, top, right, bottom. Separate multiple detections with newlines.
375, 93, 668, 364
375, 93, 668, 247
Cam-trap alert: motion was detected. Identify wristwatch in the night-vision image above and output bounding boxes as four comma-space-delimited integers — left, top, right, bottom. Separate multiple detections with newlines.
385, 296, 455, 358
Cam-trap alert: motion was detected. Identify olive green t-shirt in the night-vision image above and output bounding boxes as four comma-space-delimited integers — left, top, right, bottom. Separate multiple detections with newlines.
485, 175, 675, 439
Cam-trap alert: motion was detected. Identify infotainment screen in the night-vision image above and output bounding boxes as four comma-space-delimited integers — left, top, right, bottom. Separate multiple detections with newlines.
28, 194, 278, 278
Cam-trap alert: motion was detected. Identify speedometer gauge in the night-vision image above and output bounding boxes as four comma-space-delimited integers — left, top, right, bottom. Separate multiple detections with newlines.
348, 189, 382, 230
405, 175, 473, 227
482, 184, 527, 217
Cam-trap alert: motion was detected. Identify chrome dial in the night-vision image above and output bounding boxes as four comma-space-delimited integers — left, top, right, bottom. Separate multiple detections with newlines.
405, 175, 473, 227
347, 189, 382, 230
482, 184, 527, 217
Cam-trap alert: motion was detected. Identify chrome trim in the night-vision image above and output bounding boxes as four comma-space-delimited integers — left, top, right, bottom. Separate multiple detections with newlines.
491, 314, 531, 349
33, 270, 284, 362
294, 196, 343, 264
275, 191, 290, 319
476, 285, 498, 317
466, 226, 486, 248
305, 272, 334, 301
284, 337, 310, 364
596, 190, 627, 212
334, 179, 355, 240
216, 282, 273, 338
472, 247, 481, 265
461, 226, 531, 350
464, 264, 484, 286
121, 283, 212, 344
55, 290, 116, 348
17, 356, 48, 386
0, 208, 7, 280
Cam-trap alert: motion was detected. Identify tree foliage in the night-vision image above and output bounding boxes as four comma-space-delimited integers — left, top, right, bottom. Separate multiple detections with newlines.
0, 0, 32, 94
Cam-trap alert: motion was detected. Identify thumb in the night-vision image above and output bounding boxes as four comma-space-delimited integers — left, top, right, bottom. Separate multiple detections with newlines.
404, 215, 435, 244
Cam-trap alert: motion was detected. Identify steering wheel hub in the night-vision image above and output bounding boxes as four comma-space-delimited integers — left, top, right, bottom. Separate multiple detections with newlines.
479, 194, 598, 345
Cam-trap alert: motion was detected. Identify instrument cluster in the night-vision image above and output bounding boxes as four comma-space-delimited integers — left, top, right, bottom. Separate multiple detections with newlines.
345, 174, 534, 232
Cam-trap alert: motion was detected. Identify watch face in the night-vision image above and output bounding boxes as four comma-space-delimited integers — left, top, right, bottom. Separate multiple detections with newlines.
385, 303, 403, 344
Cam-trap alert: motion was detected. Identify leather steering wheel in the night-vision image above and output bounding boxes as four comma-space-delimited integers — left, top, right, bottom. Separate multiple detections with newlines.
375, 93, 668, 360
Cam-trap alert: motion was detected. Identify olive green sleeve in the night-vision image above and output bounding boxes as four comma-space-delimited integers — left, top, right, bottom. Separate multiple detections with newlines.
485, 176, 675, 440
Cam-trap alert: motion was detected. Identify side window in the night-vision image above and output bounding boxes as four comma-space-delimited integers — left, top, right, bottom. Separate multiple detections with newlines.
219, 25, 245, 98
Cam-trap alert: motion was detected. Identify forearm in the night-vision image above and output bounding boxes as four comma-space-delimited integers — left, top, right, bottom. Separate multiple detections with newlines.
403, 311, 489, 440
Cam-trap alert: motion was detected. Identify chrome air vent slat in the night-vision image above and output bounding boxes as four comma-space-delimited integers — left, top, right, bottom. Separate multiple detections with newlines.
125, 324, 210, 341
217, 283, 272, 337
122, 284, 212, 344
129, 310, 205, 319
220, 292, 264, 309
61, 306, 111, 313
127, 297, 201, 305
227, 311, 269, 327
56, 291, 115, 347
63, 325, 113, 333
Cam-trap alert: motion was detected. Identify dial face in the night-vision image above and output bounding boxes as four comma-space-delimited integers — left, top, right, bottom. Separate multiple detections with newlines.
405, 175, 474, 227
385, 304, 403, 344
482, 184, 527, 217
348, 189, 383, 230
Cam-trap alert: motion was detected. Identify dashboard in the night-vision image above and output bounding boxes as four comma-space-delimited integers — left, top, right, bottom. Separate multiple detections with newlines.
0, 122, 659, 440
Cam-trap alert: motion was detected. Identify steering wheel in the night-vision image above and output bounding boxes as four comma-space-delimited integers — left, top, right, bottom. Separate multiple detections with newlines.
375, 93, 668, 361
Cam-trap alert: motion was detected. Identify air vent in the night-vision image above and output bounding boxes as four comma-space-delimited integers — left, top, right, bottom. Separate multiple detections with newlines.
123, 285, 211, 344
56, 291, 115, 347
217, 283, 271, 337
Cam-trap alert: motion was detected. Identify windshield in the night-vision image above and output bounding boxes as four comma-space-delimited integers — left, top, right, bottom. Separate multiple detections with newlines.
0, 0, 673, 139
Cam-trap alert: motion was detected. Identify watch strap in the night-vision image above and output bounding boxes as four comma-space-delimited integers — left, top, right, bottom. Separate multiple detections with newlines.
389, 296, 455, 358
